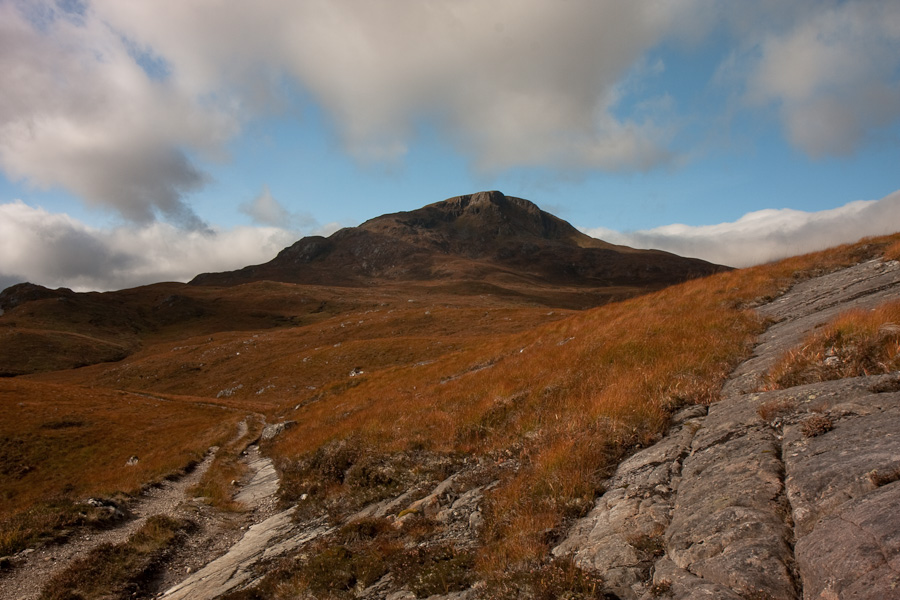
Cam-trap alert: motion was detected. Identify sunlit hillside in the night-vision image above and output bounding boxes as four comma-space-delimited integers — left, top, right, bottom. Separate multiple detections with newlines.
1, 232, 898, 594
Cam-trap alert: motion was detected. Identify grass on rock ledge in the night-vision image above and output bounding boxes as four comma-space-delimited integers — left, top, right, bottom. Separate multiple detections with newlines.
766, 298, 900, 389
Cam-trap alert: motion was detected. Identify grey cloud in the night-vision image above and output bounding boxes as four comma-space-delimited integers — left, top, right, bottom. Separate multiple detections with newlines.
0, 1, 233, 227
0, 200, 297, 291
240, 185, 291, 226
239, 185, 323, 232
746, 1, 900, 156
3, 0, 898, 230
585, 190, 900, 268
0, 274, 26, 295
95, 0, 706, 172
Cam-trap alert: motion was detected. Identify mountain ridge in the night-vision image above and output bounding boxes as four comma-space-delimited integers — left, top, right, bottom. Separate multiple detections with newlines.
189, 191, 727, 289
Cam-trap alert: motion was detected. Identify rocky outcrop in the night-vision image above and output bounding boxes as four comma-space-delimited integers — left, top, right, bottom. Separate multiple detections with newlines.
160, 454, 501, 599
162, 508, 333, 600
554, 258, 900, 599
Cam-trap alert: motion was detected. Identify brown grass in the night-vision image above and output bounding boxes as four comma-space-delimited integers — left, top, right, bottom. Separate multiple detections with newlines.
757, 397, 798, 422
189, 415, 266, 511
766, 299, 900, 389
0, 380, 242, 555
800, 414, 834, 438
260, 233, 900, 571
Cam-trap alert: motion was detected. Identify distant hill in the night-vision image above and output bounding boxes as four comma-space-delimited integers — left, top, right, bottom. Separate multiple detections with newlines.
0, 191, 729, 376
190, 191, 727, 290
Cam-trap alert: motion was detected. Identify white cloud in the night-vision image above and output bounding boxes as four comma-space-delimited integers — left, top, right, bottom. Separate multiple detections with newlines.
239, 184, 323, 233
746, 1, 900, 156
3, 0, 898, 233
584, 190, 900, 267
0, 200, 298, 292
0, 1, 238, 227
1, 0, 706, 224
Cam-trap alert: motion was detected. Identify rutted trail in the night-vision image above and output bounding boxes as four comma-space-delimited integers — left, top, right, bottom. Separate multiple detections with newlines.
0, 415, 273, 600
160, 424, 295, 600
0, 450, 219, 600
554, 258, 900, 599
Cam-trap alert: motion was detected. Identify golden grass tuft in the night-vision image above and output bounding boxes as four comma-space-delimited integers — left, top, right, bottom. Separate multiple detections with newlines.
39, 514, 192, 600
189, 415, 266, 511
766, 299, 900, 389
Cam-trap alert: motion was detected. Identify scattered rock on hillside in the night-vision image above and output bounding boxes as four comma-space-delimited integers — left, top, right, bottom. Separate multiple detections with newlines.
260, 421, 296, 441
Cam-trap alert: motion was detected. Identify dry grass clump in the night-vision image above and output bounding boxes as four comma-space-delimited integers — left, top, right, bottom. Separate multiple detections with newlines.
483, 555, 609, 600
277, 438, 462, 522
766, 299, 900, 389
757, 397, 798, 422
189, 416, 266, 511
219, 517, 473, 599
800, 414, 834, 438
39, 515, 192, 600
867, 466, 900, 487
884, 239, 900, 262
0, 497, 128, 558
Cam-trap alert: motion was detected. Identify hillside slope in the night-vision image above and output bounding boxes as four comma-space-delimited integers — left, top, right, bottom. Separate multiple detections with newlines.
2, 205, 898, 599
0, 191, 727, 378
555, 257, 900, 599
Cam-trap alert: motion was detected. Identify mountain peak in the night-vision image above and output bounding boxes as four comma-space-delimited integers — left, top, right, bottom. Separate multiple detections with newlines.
360, 190, 589, 249
190, 192, 728, 302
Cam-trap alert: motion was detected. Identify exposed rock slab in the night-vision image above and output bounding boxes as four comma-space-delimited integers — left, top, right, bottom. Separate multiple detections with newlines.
552, 408, 704, 599
725, 258, 900, 396
663, 396, 798, 600
554, 258, 900, 600
234, 445, 279, 510
162, 508, 333, 600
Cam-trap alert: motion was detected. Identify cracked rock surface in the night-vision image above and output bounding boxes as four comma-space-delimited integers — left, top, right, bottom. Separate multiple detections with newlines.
554, 258, 900, 600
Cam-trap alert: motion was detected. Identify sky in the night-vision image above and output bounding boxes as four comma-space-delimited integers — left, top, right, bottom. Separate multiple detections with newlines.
1, 0, 899, 292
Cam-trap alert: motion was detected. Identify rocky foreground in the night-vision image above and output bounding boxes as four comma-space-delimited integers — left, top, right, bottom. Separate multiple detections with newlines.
555, 258, 900, 599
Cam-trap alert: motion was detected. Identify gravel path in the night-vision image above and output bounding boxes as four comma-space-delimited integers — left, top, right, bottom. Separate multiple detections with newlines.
0, 450, 219, 600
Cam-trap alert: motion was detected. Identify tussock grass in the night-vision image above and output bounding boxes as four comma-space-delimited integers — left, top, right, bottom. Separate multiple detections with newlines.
766, 298, 900, 389
190, 415, 266, 511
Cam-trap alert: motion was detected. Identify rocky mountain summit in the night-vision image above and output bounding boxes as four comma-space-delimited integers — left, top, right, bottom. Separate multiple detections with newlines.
555, 258, 900, 599
190, 191, 726, 293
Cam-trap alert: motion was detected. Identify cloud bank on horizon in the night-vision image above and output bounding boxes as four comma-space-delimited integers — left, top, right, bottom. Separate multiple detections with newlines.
1, 0, 899, 290
2, 190, 897, 292
586, 189, 900, 268
0, 200, 305, 292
